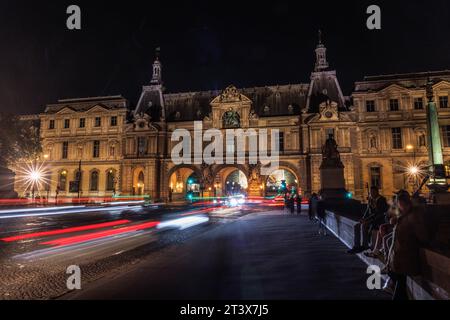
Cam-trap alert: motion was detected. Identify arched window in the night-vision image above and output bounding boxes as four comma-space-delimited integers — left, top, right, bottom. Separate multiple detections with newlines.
58, 170, 68, 191
106, 169, 116, 191
74, 170, 83, 183
90, 170, 99, 191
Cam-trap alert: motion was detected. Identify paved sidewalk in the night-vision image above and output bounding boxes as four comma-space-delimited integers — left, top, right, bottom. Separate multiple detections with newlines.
66, 211, 389, 300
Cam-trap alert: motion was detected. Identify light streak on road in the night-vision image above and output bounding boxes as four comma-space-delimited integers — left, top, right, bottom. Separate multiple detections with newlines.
0, 205, 85, 214
13, 230, 155, 262
101, 201, 145, 206
40, 221, 160, 247
0, 205, 136, 219
0, 219, 131, 242
157, 215, 209, 230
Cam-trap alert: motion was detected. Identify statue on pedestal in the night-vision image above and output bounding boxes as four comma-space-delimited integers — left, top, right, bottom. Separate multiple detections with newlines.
320, 134, 344, 169
319, 133, 347, 199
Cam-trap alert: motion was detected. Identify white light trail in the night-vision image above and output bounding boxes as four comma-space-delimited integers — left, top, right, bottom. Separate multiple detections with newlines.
157, 215, 209, 230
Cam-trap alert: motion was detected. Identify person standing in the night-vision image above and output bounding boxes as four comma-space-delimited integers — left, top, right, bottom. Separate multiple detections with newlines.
289, 193, 295, 214
308, 193, 318, 220
283, 192, 289, 212
296, 193, 302, 214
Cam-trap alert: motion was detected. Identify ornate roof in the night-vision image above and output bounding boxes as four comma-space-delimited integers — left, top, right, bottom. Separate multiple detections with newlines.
44, 96, 128, 114
354, 70, 450, 92
161, 84, 309, 122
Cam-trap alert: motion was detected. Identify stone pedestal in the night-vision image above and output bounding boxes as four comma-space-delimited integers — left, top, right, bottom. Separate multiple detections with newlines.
319, 163, 348, 200
0, 167, 18, 199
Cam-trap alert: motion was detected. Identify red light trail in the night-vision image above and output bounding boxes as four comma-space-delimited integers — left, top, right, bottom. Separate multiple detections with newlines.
0, 220, 131, 242
40, 221, 160, 247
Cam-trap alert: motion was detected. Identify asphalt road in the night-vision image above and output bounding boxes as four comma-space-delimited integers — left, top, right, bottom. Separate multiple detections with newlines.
0, 202, 388, 300
0, 201, 264, 299
65, 210, 389, 300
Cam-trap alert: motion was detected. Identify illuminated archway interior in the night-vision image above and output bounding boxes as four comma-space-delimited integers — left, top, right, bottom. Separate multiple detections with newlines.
224, 170, 248, 196
265, 169, 298, 196
168, 167, 200, 201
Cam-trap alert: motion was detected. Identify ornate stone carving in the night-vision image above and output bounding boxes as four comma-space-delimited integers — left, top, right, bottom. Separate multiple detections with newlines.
219, 85, 242, 103
248, 163, 261, 184
222, 108, 240, 128
249, 109, 259, 120
201, 163, 214, 186
319, 100, 339, 121
134, 112, 151, 130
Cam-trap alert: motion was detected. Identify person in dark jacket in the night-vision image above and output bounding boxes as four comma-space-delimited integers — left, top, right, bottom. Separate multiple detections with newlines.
348, 186, 389, 254
387, 190, 429, 300
289, 193, 295, 214
308, 193, 318, 220
296, 193, 302, 214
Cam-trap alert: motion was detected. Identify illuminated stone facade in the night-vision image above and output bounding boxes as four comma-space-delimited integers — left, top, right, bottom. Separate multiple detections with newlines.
18, 96, 128, 198
14, 39, 450, 201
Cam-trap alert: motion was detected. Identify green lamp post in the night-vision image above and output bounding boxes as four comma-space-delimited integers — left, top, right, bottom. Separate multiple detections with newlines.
425, 78, 448, 195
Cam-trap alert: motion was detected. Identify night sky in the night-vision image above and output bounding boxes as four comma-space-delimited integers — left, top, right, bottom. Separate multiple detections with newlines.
1, 0, 450, 115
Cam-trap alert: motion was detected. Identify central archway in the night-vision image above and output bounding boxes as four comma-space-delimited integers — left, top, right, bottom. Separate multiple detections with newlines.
212, 165, 248, 198
224, 170, 248, 196
265, 168, 299, 197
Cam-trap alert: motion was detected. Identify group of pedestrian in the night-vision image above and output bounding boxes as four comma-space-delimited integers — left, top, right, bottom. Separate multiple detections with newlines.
347, 187, 429, 300
284, 192, 302, 214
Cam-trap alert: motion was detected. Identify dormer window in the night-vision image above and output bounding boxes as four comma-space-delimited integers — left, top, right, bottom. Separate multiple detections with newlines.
288, 105, 294, 114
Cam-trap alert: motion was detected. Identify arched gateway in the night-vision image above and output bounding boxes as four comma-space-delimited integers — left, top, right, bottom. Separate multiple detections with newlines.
166, 163, 302, 201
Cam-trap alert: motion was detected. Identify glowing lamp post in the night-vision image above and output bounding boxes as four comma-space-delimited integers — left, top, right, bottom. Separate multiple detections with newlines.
29, 169, 42, 204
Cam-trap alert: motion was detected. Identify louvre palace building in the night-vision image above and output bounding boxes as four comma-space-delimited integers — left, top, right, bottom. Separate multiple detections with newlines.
14, 37, 450, 202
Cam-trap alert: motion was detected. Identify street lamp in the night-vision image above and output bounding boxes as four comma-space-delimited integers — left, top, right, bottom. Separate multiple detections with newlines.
406, 144, 418, 189
409, 165, 419, 175
29, 168, 43, 204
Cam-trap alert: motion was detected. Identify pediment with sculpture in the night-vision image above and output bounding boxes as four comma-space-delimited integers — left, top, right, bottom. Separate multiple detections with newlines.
305, 99, 354, 124
210, 85, 252, 104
